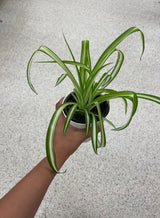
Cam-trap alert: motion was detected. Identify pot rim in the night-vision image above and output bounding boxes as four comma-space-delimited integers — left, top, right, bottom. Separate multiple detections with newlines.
62, 95, 87, 129
62, 92, 109, 129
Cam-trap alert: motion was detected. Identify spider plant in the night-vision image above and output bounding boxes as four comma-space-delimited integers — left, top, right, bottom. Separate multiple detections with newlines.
27, 27, 160, 173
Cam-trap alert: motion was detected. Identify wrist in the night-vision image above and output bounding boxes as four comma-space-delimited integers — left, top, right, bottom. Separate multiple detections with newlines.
54, 140, 72, 161
43, 147, 70, 174
54, 144, 70, 167
41, 158, 56, 175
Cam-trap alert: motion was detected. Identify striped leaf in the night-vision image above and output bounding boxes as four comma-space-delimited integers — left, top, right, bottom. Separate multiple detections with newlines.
92, 67, 114, 98
122, 97, 128, 114
84, 109, 91, 136
63, 33, 80, 76
94, 102, 106, 147
26, 46, 82, 97
95, 62, 113, 74
100, 75, 112, 89
85, 49, 124, 103
37, 46, 80, 92
84, 26, 145, 102
55, 74, 67, 86
80, 40, 90, 89
46, 102, 74, 173
104, 49, 124, 86
91, 91, 138, 131
103, 117, 116, 129
93, 26, 145, 73
63, 103, 78, 135
92, 88, 128, 114
36, 60, 91, 74
136, 93, 160, 104
90, 112, 98, 154
113, 92, 138, 131
86, 42, 92, 70
27, 50, 39, 95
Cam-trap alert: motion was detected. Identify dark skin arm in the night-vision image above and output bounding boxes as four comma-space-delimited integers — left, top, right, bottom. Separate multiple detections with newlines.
0, 98, 100, 218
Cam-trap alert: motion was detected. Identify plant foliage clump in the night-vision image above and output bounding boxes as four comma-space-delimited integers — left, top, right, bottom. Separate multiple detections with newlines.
27, 27, 160, 173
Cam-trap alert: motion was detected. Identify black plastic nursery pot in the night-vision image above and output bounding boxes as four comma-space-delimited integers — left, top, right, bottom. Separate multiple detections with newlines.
63, 92, 110, 126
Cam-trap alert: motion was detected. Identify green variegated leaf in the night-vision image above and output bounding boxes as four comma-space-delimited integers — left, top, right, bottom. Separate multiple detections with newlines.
27, 50, 39, 95
26, 46, 82, 97
63, 33, 80, 76
136, 93, 160, 104
105, 49, 124, 86
96, 72, 110, 89
93, 26, 145, 73
63, 103, 78, 135
80, 40, 90, 89
37, 46, 80, 92
86, 42, 92, 70
91, 112, 98, 154
71, 92, 79, 102
46, 102, 74, 173
100, 75, 111, 89
94, 102, 106, 147
113, 92, 138, 131
92, 67, 114, 98
84, 109, 91, 136
122, 97, 128, 114
84, 26, 145, 102
36, 60, 91, 74
55, 74, 67, 86
95, 62, 113, 73
91, 91, 138, 131
89, 49, 124, 101
103, 117, 116, 129
93, 88, 128, 114
94, 88, 117, 96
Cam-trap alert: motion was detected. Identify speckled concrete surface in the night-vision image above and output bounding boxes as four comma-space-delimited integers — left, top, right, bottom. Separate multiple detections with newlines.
0, 0, 160, 217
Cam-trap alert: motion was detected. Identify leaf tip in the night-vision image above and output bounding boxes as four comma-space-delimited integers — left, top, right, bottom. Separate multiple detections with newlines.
140, 52, 144, 61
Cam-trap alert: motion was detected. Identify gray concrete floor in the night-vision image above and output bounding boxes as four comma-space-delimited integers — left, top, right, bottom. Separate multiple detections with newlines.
0, 0, 160, 217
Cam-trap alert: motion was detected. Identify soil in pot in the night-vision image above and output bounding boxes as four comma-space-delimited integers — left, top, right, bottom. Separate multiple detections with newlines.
63, 92, 110, 124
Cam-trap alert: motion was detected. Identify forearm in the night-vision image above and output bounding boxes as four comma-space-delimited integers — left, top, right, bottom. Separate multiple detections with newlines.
0, 154, 67, 218
0, 97, 90, 218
